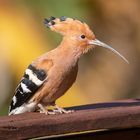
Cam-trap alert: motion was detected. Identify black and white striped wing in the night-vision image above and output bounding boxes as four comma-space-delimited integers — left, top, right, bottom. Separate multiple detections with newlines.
9, 64, 47, 115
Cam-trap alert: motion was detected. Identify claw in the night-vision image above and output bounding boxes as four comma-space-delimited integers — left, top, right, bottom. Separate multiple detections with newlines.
54, 105, 74, 114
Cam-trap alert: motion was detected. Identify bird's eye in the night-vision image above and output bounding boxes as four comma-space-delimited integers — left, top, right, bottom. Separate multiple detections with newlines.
80, 35, 86, 39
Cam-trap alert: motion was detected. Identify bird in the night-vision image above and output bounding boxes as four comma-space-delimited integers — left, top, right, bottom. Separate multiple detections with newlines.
8, 16, 128, 115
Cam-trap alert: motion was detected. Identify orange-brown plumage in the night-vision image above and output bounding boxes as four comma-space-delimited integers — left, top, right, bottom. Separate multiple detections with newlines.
9, 16, 128, 115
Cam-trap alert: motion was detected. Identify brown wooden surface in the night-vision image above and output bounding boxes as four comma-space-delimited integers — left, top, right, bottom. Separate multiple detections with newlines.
45, 128, 140, 140
0, 99, 140, 140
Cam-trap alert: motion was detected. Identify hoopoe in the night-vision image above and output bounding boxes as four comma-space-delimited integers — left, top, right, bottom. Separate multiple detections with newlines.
9, 16, 128, 115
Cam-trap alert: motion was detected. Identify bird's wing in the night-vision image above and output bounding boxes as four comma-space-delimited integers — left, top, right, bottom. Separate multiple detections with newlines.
9, 59, 53, 114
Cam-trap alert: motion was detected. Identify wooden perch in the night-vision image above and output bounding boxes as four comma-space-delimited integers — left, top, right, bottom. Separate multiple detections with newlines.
0, 99, 140, 140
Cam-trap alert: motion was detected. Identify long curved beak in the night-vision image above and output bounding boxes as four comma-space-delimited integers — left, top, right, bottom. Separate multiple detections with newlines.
89, 39, 129, 64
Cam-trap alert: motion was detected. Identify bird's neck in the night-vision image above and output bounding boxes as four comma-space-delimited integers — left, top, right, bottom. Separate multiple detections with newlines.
57, 37, 83, 60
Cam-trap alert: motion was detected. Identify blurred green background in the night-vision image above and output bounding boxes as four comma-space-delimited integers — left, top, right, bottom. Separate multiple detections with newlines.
0, 0, 139, 115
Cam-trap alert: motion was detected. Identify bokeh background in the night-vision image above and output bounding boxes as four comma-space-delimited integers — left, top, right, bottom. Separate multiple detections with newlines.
0, 0, 139, 115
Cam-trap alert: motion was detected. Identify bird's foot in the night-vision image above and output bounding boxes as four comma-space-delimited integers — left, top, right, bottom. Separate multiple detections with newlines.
53, 105, 74, 114
37, 104, 74, 115
37, 104, 55, 115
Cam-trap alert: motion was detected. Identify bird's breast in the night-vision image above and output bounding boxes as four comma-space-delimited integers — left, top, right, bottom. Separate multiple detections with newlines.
41, 61, 78, 104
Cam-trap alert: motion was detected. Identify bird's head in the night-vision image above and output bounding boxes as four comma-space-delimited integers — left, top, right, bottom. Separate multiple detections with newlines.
44, 16, 128, 63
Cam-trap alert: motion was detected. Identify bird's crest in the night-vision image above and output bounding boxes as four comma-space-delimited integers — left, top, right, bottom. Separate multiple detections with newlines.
44, 16, 92, 36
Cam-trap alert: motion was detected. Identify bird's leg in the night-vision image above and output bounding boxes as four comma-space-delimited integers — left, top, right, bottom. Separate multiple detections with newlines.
37, 103, 55, 115
37, 103, 47, 114
53, 104, 74, 114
